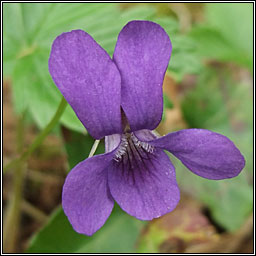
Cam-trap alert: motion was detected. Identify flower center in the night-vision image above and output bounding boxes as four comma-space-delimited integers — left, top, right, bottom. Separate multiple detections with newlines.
114, 132, 154, 162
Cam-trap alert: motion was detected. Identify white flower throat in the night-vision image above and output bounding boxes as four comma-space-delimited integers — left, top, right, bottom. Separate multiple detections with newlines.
114, 132, 154, 162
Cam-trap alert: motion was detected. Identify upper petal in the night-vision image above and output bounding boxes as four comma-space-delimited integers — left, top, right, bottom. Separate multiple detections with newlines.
49, 30, 122, 139
62, 152, 115, 236
113, 21, 172, 131
149, 129, 245, 180
108, 147, 180, 220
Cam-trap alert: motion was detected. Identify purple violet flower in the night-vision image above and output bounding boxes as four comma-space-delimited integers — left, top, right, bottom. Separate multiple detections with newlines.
49, 21, 245, 236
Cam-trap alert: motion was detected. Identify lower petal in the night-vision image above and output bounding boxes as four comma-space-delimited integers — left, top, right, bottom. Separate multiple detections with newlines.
108, 148, 180, 220
149, 129, 245, 180
62, 153, 114, 236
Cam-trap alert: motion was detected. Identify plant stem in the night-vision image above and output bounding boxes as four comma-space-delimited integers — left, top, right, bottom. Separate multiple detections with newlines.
3, 97, 67, 174
88, 139, 100, 158
3, 113, 25, 252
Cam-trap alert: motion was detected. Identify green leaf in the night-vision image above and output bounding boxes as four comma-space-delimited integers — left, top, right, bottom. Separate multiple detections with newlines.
190, 3, 253, 70
64, 130, 104, 170
190, 27, 234, 59
208, 178, 253, 231
27, 205, 144, 253
21, 3, 53, 43
168, 35, 202, 81
151, 16, 178, 35
60, 105, 85, 134
3, 3, 26, 44
12, 55, 33, 113
182, 68, 229, 128
3, 3, 27, 75
206, 3, 253, 56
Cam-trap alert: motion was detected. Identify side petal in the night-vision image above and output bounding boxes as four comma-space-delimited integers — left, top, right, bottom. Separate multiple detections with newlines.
108, 149, 180, 220
62, 153, 115, 236
149, 129, 245, 180
49, 30, 122, 139
113, 21, 172, 131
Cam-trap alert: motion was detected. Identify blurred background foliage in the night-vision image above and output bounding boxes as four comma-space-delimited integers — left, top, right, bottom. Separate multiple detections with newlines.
3, 2, 253, 253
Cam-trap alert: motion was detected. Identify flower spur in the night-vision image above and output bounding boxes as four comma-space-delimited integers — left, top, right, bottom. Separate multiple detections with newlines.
49, 20, 245, 236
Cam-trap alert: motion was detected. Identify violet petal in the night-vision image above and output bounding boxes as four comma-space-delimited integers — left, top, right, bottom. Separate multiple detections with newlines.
113, 21, 172, 131
49, 30, 122, 139
62, 152, 115, 236
108, 148, 180, 220
149, 129, 245, 180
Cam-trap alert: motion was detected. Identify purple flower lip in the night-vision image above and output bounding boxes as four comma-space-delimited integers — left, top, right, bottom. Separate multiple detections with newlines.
113, 132, 154, 162
113, 114, 155, 162
49, 20, 245, 236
